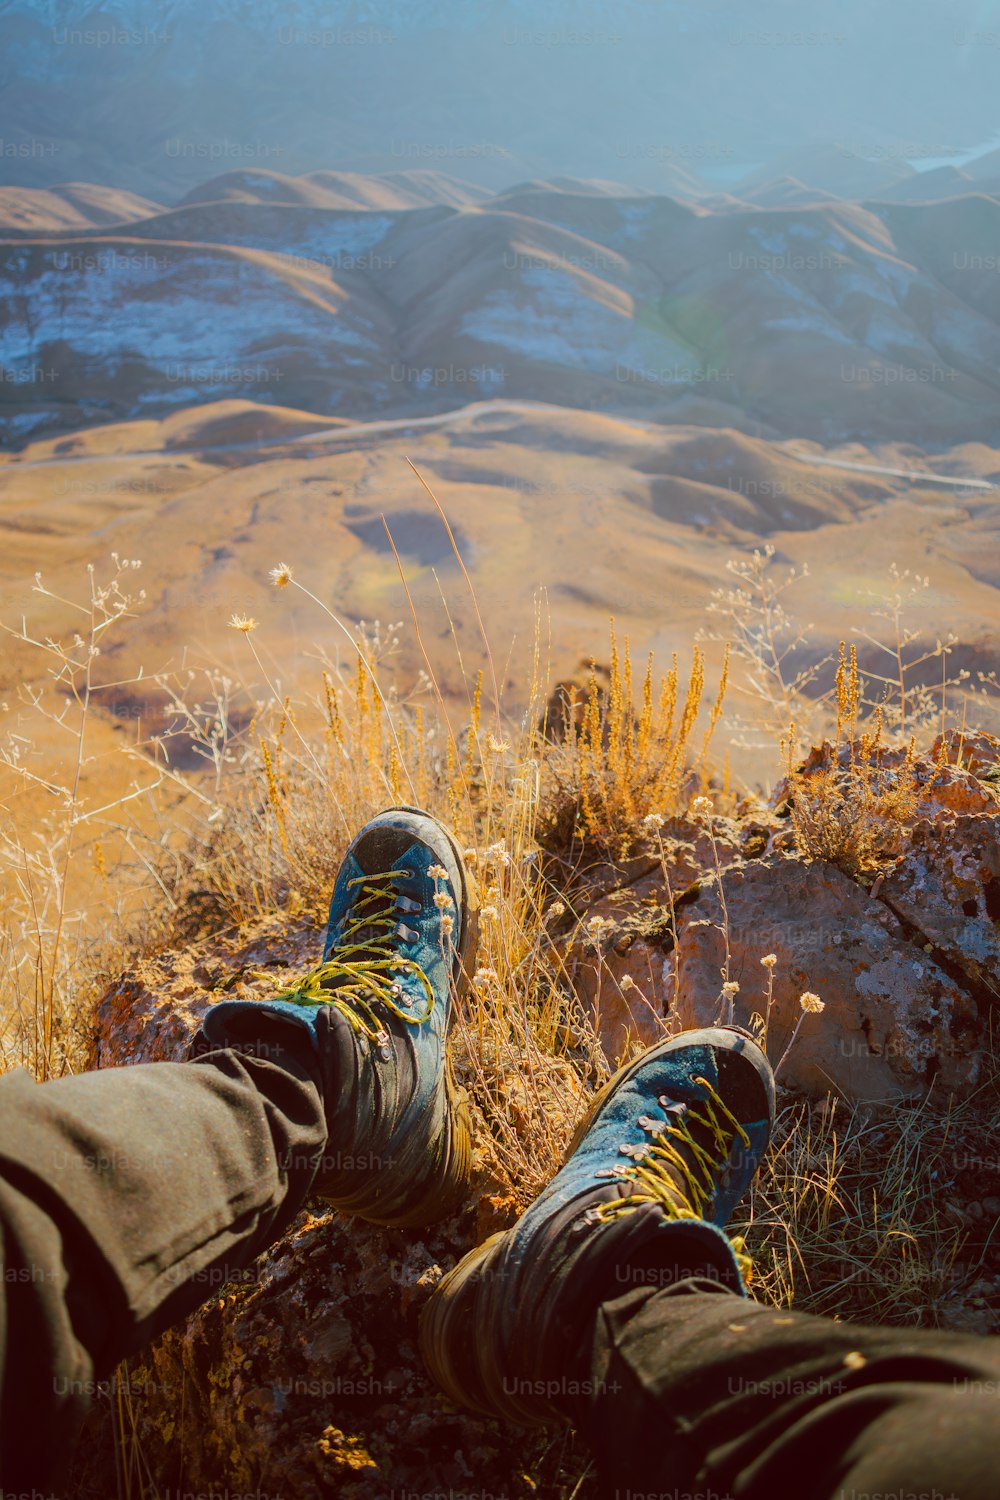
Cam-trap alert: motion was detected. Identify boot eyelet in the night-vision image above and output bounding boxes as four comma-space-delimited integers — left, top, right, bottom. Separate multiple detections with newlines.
658, 1097, 687, 1115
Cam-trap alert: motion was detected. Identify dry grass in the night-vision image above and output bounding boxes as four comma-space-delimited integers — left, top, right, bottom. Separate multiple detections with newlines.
699, 542, 832, 748
738, 1086, 997, 1328
0, 555, 162, 1079
784, 642, 920, 878
537, 626, 729, 860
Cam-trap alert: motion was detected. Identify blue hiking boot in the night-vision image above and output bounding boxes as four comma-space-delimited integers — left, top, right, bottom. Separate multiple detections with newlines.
193, 806, 477, 1228
420, 1026, 774, 1425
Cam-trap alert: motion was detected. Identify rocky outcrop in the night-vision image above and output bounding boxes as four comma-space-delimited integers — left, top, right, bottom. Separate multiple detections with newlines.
665, 856, 983, 1101
94, 913, 321, 1066
75, 1206, 585, 1500
772, 737, 1000, 822
565, 814, 757, 1059
77, 747, 1000, 1495
84, 914, 591, 1500
569, 747, 1000, 1101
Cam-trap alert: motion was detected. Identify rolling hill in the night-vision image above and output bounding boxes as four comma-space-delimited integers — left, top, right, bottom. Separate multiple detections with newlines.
3, 174, 1000, 448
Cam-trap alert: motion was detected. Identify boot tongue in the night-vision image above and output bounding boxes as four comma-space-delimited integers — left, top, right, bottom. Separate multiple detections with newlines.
352, 826, 415, 876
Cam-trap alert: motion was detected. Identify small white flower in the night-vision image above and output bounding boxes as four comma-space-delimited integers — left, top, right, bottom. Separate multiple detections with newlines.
800, 991, 825, 1014
642, 812, 666, 830
760, 954, 778, 969
480, 904, 499, 922
721, 980, 740, 997
691, 796, 714, 816
427, 864, 449, 881
433, 891, 453, 910
440, 914, 454, 938
270, 562, 293, 588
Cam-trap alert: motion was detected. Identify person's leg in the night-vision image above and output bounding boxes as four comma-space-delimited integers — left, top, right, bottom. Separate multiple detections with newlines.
422, 1027, 999, 1500
0, 805, 476, 1491
0, 1041, 327, 1491
588, 1277, 1000, 1500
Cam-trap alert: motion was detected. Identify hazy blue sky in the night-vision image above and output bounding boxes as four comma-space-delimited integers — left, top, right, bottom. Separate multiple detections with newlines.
1, 0, 999, 195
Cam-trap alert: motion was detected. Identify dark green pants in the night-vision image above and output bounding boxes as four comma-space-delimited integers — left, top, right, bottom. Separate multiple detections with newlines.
589, 1280, 999, 1498
0, 1050, 997, 1496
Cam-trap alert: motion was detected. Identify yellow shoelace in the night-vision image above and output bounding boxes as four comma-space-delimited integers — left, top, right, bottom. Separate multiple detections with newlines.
272, 870, 435, 1046
596, 1076, 755, 1281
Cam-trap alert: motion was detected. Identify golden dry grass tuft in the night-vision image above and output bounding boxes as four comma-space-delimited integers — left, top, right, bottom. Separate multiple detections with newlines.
783, 642, 920, 878
536, 626, 729, 860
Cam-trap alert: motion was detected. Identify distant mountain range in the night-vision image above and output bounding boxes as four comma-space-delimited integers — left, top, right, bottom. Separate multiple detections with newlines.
3, 169, 1000, 448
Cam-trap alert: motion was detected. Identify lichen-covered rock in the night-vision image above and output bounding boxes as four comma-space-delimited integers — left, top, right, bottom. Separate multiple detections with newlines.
905, 753, 1000, 819
567, 815, 770, 1060
931, 730, 1000, 779
664, 858, 984, 1101
881, 812, 1000, 993
571, 926, 671, 1061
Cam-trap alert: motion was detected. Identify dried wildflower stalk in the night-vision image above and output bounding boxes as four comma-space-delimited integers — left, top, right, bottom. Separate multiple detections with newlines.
784, 643, 919, 879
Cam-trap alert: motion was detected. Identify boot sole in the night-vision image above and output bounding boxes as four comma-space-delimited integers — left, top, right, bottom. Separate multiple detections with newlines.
418, 1227, 519, 1422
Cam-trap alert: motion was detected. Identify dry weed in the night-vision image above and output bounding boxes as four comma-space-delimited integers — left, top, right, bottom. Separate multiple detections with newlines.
537, 624, 728, 859
784, 643, 919, 878
739, 1091, 970, 1328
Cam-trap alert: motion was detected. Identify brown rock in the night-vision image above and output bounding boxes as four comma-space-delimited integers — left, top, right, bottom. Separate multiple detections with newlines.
881, 812, 1000, 993
908, 759, 1000, 819
931, 730, 1000, 777
94, 914, 324, 1066
645, 814, 745, 890
568, 815, 758, 1062
663, 857, 983, 1101
574, 934, 671, 1062
937, 1303, 999, 1336
568, 875, 676, 1062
